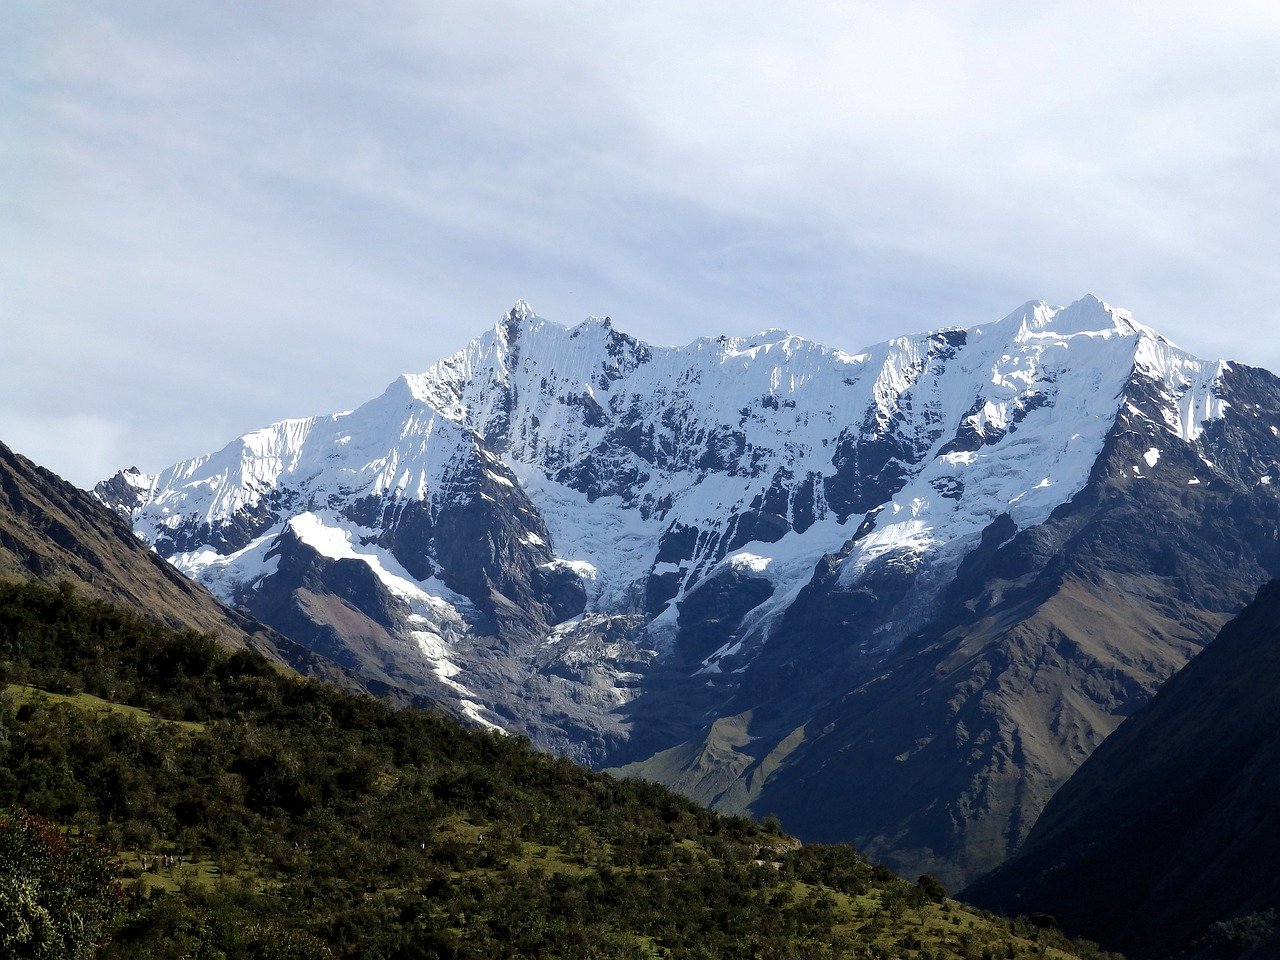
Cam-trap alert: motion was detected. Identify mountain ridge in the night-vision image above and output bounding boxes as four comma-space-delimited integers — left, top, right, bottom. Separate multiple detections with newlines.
97, 295, 1280, 886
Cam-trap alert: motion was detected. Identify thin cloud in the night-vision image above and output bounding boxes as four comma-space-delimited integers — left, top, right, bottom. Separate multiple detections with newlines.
4, 1, 1279, 486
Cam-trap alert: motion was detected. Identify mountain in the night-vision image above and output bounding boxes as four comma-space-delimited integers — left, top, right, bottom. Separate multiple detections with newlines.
99, 295, 1280, 887
0, 439, 413, 704
966, 579, 1280, 959
0, 439, 280, 652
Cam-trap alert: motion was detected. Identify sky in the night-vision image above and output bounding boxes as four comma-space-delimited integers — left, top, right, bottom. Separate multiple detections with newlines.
4, 2, 1280, 488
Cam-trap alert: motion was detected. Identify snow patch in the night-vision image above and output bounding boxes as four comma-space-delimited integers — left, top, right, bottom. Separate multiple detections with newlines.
542, 558, 599, 581
169, 528, 283, 604
727, 552, 771, 574
458, 700, 505, 732
1134, 339, 1228, 442
284, 512, 483, 700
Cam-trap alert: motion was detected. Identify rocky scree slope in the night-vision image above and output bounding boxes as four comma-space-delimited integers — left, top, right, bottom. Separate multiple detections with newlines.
99, 296, 1280, 887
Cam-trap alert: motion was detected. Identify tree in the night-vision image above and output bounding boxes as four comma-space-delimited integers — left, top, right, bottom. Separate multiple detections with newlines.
916, 873, 948, 903
0, 811, 124, 959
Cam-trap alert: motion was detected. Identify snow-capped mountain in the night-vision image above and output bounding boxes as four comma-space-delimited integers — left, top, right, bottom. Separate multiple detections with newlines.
99, 295, 1280, 886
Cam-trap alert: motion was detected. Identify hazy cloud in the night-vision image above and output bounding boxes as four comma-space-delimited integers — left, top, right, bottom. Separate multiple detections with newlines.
5, 1, 1279, 485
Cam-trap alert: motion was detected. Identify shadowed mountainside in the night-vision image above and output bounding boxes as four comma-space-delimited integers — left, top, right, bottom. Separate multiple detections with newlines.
966, 580, 1280, 959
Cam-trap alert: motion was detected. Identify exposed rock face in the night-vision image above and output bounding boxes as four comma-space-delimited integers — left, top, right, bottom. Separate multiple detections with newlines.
99, 296, 1280, 885
966, 580, 1280, 960
654, 359, 1280, 889
91, 465, 156, 521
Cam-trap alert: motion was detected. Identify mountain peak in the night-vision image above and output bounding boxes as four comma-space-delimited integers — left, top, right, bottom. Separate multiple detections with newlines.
508, 299, 538, 321
989, 294, 1169, 346
743, 328, 799, 347
100, 293, 1280, 894
92, 465, 158, 519
497, 299, 542, 344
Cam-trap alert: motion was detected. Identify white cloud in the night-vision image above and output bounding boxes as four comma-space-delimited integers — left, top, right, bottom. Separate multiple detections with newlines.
4, 1, 1280, 485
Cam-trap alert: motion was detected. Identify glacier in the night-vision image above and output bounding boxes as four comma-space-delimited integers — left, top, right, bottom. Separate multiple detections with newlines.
102, 293, 1231, 738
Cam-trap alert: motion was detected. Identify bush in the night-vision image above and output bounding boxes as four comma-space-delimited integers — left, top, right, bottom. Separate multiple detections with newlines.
1194, 908, 1278, 954
0, 810, 124, 959
917, 873, 948, 903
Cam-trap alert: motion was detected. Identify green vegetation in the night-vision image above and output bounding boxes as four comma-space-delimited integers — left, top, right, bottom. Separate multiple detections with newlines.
0, 809, 123, 958
1191, 909, 1277, 957
0, 580, 1121, 958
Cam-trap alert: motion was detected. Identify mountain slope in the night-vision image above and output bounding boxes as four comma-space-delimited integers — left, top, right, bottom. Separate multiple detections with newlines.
0, 440, 277, 650
966, 580, 1280, 959
634, 354, 1280, 888
0, 579, 1121, 960
100, 296, 1280, 885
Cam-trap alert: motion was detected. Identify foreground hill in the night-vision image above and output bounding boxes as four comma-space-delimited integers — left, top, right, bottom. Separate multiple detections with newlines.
99, 296, 1280, 886
0, 440, 280, 651
966, 580, 1280, 959
0, 439, 445, 708
0, 580, 1117, 959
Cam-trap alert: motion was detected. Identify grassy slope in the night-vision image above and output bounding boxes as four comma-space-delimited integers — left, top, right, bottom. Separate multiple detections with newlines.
0, 580, 1118, 959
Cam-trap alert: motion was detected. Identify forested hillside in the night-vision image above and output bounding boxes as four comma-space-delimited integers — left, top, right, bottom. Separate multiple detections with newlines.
0, 579, 1116, 959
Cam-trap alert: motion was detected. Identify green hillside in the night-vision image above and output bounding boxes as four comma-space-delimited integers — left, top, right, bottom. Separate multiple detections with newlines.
0, 580, 1118, 959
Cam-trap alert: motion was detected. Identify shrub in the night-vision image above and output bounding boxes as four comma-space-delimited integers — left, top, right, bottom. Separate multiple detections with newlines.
0, 810, 124, 959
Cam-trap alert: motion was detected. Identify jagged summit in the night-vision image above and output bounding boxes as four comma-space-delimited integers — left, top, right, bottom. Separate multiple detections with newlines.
988, 293, 1157, 341
486, 294, 1160, 376
103, 293, 1230, 645
101, 293, 1233, 648
507, 298, 538, 321
97, 294, 1280, 888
